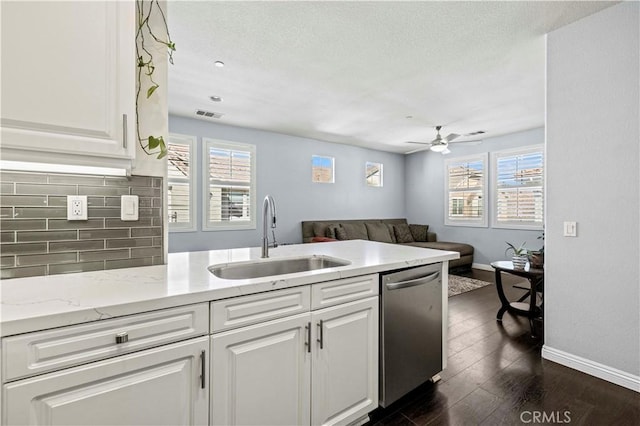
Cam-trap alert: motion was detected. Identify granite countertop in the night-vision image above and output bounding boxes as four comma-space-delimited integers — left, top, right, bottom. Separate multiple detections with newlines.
0, 240, 458, 337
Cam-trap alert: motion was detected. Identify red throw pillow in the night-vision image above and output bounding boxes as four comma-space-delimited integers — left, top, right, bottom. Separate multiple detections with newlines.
311, 237, 338, 243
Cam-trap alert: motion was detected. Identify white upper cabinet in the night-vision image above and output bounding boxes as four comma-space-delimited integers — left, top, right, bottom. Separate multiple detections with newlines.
0, 1, 135, 170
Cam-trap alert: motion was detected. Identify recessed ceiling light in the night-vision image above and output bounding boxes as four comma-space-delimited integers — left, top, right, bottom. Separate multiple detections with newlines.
209, 96, 223, 102
214, 61, 225, 68
405, 115, 413, 119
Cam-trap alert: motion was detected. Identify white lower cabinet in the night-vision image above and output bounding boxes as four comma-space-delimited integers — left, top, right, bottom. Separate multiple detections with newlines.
211, 296, 379, 426
311, 298, 379, 426
2, 337, 209, 426
211, 313, 312, 426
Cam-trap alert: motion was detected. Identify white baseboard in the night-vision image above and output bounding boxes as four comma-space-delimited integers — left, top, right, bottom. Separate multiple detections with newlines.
472, 262, 493, 272
542, 345, 640, 393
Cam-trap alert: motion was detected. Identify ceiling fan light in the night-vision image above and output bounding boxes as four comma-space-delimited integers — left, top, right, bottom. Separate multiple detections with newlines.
430, 143, 448, 152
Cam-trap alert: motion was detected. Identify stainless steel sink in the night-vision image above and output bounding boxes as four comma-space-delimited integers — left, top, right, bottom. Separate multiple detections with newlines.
208, 255, 351, 280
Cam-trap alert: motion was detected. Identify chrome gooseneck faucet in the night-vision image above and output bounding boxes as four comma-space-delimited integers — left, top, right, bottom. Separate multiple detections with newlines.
261, 195, 277, 258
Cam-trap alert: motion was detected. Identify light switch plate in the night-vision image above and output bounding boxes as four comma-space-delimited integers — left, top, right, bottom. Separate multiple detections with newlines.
67, 195, 88, 220
121, 195, 139, 221
563, 221, 577, 237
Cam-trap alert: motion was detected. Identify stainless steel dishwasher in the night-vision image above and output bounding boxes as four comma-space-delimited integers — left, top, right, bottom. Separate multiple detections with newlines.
379, 263, 443, 407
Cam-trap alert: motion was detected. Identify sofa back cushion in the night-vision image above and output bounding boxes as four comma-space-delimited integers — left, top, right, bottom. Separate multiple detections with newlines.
365, 222, 394, 243
393, 223, 415, 243
339, 222, 369, 240
409, 224, 429, 242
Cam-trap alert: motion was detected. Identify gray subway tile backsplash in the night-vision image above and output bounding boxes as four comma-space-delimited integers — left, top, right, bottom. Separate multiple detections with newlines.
106, 238, 153, 249
17, 230, 78, 242
0, 195, 48, 206
16, 183, 77, 195
0, 219, 47, 231
79, 229, 130, 239
17, 252, 77, 266
49, 240, 105, 252
2, 243, 48, 255
1, 232, 16, 243
0, 171, 164, 279
0, 265, 47, 279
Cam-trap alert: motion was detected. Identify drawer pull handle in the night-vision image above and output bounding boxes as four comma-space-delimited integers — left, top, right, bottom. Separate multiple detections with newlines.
115, 332, 129, 344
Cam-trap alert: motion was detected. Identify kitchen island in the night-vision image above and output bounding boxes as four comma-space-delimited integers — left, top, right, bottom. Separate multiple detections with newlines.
1, 240, 458, 426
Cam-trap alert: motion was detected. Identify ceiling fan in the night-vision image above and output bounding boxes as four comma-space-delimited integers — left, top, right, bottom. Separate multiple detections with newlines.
405, 126, 483, 155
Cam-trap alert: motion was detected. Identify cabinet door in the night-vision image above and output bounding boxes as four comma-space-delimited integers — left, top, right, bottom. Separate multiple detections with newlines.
311, 297, 379, 426
211, 313, 311, 426
2, 337, 209, 426
0, 1, 135, 167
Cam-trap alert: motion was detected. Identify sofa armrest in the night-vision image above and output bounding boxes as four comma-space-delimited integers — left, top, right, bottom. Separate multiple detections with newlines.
427, 231, 437, 242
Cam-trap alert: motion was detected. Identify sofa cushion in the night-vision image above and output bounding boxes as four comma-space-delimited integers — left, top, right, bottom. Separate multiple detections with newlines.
339, 222, 369, 240
335, 226, 349, 240
312, 222, 327, 238
386, 224, 398, 243
409, 224, 429, 242
319, 223, 339, 239
365, 222, 393, 243
393, 223, 415, 243
403, 241, 474, 257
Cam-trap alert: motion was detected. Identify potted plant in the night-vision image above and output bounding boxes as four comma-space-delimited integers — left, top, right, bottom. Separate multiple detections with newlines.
528, 232, 544, 269
505, 241, 528, 269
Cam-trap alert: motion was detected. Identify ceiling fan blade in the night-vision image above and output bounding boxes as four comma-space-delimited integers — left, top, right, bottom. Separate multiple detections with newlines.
444, 133, 460, 142
405, 146, 432, 154
406, 141, 432, 145
448, 139, 483, 145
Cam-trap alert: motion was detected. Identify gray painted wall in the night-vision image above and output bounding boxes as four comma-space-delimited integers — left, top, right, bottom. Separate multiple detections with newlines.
168, 115, 406, 252
546, 2, 639, 377
405, 127, 545, 266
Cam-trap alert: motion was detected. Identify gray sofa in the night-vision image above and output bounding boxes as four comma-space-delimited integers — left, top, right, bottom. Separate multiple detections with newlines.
301, 218, 473, 270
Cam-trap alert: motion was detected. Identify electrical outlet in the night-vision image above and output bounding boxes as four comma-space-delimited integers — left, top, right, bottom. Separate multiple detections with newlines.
67, 195, 88, 220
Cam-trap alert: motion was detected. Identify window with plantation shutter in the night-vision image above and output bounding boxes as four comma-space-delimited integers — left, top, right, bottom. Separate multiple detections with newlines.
167, 134, 196, 232
444, 153, 488, 227
203, 138, 256, 230
492, 146, 544, 229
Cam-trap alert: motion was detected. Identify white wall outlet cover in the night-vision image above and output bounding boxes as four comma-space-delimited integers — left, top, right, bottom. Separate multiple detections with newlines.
121, 195, 139, 221
67, 195, 88, 221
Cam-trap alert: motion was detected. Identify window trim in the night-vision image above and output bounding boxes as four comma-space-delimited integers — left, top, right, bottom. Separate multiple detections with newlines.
167, 133, 197, 233
491, 145, 544, 230
202, 138, 257, 231
444, 153, 489, 228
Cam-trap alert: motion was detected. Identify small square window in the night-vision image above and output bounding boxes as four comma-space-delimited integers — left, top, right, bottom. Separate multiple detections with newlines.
312, 155, 334, 183
366, 162, 383, 187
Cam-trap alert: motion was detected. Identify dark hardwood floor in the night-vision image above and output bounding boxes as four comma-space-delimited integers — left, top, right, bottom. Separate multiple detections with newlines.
368, 269, 640, 425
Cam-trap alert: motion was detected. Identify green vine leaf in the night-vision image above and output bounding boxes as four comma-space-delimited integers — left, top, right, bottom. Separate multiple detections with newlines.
146, 84, 159, 98
135, 0, 174, 161
148, 135, 161, 149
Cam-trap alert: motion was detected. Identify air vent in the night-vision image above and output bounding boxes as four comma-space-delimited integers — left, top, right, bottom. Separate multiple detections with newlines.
467, 130, 486, 136
195, 109, 224, 119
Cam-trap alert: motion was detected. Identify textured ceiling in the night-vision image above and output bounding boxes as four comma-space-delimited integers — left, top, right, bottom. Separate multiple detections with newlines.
167, 1, 616, 153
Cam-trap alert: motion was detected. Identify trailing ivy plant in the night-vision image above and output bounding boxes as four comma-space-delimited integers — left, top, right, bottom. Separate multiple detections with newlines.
136, 0, 175, 159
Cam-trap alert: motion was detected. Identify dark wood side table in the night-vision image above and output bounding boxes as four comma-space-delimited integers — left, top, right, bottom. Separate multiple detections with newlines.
491, 261, 544, 338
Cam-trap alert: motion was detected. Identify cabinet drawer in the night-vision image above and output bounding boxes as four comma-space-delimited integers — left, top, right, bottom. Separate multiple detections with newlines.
311, 274, 379, 310
2, 303, 209, 382
211, 286, 311, 333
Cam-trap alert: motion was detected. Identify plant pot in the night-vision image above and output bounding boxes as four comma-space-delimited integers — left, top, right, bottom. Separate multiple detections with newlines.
512, 255, 528, 270
529, 251, 544, 269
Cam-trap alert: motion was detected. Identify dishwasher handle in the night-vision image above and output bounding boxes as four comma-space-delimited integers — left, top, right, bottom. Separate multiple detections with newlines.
385, 271, 440, 291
